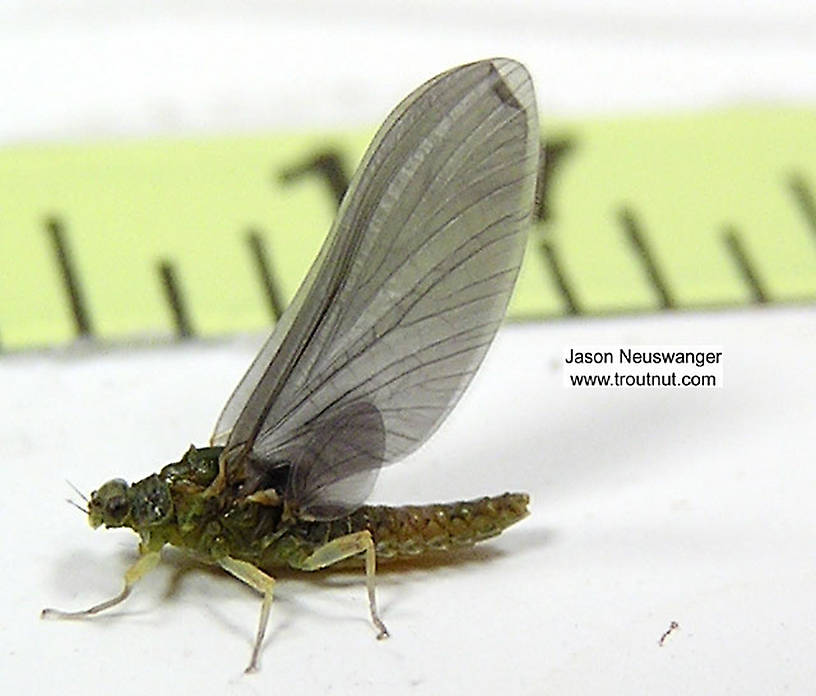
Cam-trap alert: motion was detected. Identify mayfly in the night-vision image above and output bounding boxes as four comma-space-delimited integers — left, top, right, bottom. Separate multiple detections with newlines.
43, 58, 540, 672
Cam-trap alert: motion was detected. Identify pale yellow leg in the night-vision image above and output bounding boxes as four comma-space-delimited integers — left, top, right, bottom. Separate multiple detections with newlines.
300, 530, 389, 640
218, 557, 276, 674
41, 550, 161, 619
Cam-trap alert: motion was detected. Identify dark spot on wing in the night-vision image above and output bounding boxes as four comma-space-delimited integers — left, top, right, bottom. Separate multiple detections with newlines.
490, 67, 522, 110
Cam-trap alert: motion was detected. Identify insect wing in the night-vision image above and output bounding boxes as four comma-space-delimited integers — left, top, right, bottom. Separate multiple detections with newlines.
213, 58, 539, 518
284, 400, 386, 519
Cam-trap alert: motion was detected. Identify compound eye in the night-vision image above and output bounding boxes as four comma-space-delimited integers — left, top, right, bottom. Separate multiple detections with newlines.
91, 479, 130, 526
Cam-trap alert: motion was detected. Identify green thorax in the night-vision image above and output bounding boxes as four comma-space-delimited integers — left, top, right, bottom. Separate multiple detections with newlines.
141, 445, 291, 562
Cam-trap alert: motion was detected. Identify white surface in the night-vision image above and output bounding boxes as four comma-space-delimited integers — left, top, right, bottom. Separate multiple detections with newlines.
2, 1, 816, 693
3, 308, 816, 694
1, 0, 815, 142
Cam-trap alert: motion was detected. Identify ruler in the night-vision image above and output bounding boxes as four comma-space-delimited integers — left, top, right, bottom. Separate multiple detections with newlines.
1, 107, 815, 352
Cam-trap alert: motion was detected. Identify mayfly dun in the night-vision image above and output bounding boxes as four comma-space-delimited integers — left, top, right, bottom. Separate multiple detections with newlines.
42, 58, 540, 672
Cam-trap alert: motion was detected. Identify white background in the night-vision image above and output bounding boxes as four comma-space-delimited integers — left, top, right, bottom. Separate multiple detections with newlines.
2, 2, 816, 694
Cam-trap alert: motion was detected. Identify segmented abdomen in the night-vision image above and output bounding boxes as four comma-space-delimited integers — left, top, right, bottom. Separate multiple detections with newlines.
259, 492, 530, 570
360, 492, 529, 560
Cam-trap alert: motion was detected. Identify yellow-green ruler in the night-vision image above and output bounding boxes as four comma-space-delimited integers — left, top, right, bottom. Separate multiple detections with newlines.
1, 107, 815, 351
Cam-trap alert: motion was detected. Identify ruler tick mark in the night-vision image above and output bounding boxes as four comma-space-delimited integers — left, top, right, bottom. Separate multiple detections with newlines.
788, 173, 816, 243
534, 138, 575, 223
158, 260, 193, 339
723, 227, 768, 304
46, 217, 94, 338
538, 240, 581, 315
279, 150, 351, 208
619, 208, 674, 310
247, 231, 286, 322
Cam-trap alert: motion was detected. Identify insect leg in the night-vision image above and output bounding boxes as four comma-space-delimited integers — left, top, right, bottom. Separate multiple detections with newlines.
299, 530, 389, 640
218, 557, 276, 674
41, 549, 161, 619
